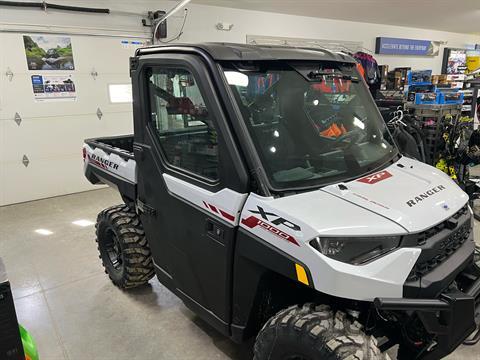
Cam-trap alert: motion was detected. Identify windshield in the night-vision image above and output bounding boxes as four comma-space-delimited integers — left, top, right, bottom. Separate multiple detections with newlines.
223, 61, 398, 190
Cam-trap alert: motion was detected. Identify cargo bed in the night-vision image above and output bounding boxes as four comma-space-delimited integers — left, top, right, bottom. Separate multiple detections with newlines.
83, 135, 137, 201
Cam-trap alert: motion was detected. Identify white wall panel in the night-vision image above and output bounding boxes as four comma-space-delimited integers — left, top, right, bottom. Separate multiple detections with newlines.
0, 31, 7, 207
1, 155, 99, 206
0, 31, 136, 205
102, 112, 134, 136
0, 111, 133, 162
72, 36, 138, 74
0, 73, 132, 120
0, 121, 5, 164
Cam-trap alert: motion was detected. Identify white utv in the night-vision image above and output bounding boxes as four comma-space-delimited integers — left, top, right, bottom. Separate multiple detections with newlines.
83, 43, 480, 359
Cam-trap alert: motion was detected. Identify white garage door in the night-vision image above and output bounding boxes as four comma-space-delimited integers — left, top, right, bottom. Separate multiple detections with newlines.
0, 33, 146, 206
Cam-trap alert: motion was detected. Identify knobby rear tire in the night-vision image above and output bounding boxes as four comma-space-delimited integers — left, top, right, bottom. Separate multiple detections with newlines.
95, 204, 155, 289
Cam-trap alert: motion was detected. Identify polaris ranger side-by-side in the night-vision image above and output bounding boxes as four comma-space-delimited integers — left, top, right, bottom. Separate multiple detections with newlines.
83, 43, 480, 359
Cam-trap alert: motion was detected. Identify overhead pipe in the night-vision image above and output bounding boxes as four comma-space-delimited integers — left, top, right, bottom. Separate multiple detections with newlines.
0, 1, 109, 14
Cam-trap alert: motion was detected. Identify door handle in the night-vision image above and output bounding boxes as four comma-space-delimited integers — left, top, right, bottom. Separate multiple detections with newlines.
206, 219, 224, 241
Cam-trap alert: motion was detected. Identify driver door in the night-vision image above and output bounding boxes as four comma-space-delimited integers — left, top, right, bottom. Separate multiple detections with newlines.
131, 54, 249, 333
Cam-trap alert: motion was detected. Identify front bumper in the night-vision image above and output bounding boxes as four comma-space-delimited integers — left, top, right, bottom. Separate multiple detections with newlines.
375, 262, 480, 359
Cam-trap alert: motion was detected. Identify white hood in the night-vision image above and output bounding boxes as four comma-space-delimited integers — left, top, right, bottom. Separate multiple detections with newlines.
240, 157, 468, 246
238, 157, 464, 301
321, 157, 468, 233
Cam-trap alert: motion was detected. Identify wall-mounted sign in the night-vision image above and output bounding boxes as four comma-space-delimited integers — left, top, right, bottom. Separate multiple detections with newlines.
467, 52, 480, 73
375, 37, 440, 56
23, 35, 75, 70
31, 74, 76, 102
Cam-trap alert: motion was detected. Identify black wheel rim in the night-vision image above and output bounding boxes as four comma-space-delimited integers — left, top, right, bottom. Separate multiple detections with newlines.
104, 228, 123, 270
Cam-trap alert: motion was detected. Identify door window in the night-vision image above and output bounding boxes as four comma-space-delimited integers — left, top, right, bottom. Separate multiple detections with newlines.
147, 68, 219, 181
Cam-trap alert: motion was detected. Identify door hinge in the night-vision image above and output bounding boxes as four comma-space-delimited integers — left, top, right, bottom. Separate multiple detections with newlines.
90, 68, 98, 80
137, 199, 156, 216
22, 155, 30, 167
14, 112, 22, 126
129, 57, 139, 77
5, 67, 13, 82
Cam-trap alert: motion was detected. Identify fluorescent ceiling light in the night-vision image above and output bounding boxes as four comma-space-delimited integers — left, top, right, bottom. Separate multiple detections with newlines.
35, 229, 53, 236
72, 219, 95, 227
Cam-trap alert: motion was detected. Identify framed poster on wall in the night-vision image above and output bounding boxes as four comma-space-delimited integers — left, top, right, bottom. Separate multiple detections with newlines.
442, 48, 467, 75
23, 34, 75, 70
31, 74, 76, 102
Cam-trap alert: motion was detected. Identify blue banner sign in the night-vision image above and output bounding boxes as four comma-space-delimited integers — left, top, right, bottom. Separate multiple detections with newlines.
375, 37, 440, 56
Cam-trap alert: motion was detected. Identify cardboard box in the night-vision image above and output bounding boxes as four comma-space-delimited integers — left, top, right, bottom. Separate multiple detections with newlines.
437, 75, 448, 84
415, 92, 438, 105
408, 70, 432, 85
437, 91, 464, 104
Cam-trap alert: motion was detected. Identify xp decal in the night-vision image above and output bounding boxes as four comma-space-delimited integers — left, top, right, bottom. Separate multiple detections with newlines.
249, 206, 301, 231
357, 170, 392, 184
241, 206, 301, 246
406, 185, 446, 207
241, 216, 299, 246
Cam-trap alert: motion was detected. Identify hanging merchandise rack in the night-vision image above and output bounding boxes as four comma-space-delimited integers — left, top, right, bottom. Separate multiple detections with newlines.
406, 103, 463, 166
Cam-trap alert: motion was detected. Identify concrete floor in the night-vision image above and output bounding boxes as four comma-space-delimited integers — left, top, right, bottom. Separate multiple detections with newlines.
0, 188, 479, 360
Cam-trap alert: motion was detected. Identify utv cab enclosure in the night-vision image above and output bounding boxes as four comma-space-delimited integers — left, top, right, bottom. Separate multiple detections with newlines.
83, 43, 480, 360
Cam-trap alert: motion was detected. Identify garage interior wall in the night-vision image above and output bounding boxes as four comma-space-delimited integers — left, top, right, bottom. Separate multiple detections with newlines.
0, 1, 151, 206
1, 1, 480, 206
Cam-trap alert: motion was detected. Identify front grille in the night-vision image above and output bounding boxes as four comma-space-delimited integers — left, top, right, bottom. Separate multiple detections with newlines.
415, 204, 469, 246
407, 205, 471, 282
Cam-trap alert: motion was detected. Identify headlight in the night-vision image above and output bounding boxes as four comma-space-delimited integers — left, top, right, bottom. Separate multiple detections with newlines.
309, 236, 401, 265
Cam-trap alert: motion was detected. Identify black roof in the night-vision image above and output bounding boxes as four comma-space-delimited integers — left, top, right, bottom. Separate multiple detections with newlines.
136, 42, 356, 63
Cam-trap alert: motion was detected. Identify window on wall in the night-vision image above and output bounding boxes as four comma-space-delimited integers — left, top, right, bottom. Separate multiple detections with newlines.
108, 84, 133, 103
147, 67, 219, 181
